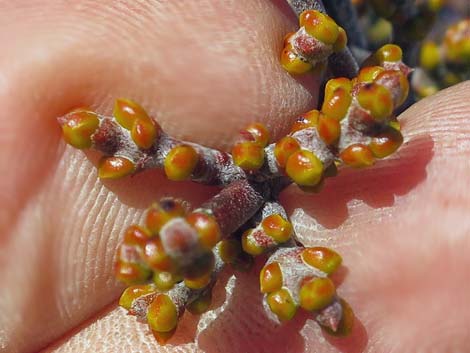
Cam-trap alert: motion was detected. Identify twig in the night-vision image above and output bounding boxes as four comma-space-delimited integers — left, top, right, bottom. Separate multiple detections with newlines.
58, 37, 412, 343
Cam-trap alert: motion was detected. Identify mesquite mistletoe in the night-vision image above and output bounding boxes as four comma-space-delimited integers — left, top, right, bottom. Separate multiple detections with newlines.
57, 0, 414, 346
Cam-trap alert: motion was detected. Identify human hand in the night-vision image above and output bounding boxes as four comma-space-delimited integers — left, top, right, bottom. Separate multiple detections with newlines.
1, 1, 469, 352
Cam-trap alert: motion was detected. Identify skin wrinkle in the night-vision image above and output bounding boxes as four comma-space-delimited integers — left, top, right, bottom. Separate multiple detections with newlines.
1, 0, 470, 352
57, 154, 114, 320
51, 153, 85, 317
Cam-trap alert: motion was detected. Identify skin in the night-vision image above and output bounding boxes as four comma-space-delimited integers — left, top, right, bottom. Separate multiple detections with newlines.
0, 1, 469, 352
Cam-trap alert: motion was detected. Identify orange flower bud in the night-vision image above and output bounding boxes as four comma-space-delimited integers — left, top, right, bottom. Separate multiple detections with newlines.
302, 247, 343, 275
147, 294, 178, 333
123, 225, 152, 247
324, 78, 352, 100
300, 10, 340, 45
260, 262, 283, 293
357, 66, 385, 83
186, 212, 221, 251
142, 238, 174, 272
232, 141, 265, 171
340, 144, 375, 168
61, 110, 100, 149
119, 284, 156, 310
261, 214, 293, 243
274, 136, 301, 168
299, 277, 336, 311
241, 229, 264, 256
280, 44, 313, 75
357, 83, 393, 121
146, 199, 186, 235
114, 260, 151, 285
131, 117, 159, 149
243, 123, 270, 147
375, 70, 410, 107
286, 150, 324, 186
164, 145, 199, 181
375, 44, 403, 63
98, 156, 135, 179
113, 98, 149, 130
317, 114, 341, 145
290, 109, 320, 133
369, 127, 403, 158
153, 271, 180, 291
266, 288, 298, 321
321, 87, 352, 121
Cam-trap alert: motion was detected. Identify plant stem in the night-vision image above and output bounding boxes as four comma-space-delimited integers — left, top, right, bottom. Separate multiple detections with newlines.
200, 179, 266, 236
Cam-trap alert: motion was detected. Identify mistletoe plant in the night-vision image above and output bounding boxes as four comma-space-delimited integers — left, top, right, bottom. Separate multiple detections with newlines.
56, 0, 465, 347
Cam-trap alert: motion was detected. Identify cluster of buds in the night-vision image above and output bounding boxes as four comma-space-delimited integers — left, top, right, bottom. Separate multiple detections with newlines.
260, 247, 353, 335
281, 10, 348, 74
115, 198, 223, 289
57, 5, 412, 346
241, 202, 294, 256
232, 123, 270, 171
414, 18, 470, 98
273, 43, 409, 191
59, 97, 245, 186
114, 197, 227, 343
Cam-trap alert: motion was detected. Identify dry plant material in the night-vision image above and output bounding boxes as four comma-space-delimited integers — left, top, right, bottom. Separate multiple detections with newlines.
58, 1, 439, 346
